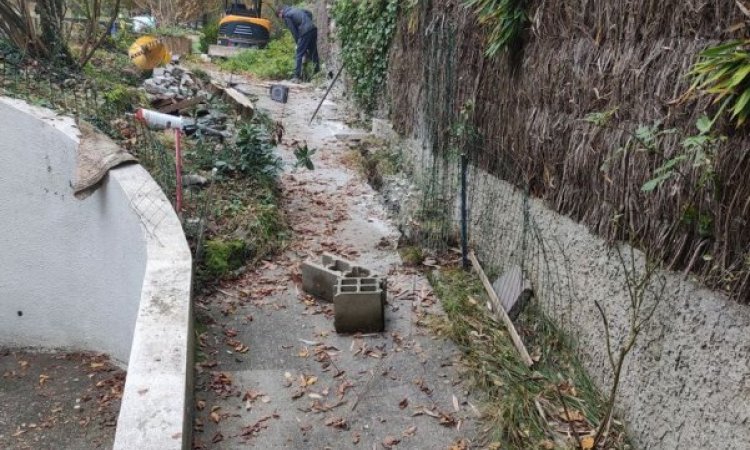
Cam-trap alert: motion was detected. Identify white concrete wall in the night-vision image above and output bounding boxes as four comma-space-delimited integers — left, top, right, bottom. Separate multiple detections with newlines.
0, 97, 193, 450
0, 98, 145, 362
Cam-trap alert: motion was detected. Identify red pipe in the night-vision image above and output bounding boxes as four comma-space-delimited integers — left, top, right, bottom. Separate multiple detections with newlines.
175, 128, 183, 214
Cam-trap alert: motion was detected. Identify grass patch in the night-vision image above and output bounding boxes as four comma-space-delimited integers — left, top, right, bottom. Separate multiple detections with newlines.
348, 140, 403, 190
427, 268, 630, 450
399, 246, 424, 266
219, 33, 296, 80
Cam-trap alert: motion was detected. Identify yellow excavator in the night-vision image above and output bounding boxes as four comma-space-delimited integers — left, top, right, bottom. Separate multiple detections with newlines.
209, 0, 272, 57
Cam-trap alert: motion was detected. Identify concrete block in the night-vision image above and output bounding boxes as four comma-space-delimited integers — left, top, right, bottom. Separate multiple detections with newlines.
301, 253, 371, 302
334, 277, 386, 333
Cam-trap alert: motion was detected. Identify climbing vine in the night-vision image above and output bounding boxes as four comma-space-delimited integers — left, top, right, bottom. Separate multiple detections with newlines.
333, 0, 399, 112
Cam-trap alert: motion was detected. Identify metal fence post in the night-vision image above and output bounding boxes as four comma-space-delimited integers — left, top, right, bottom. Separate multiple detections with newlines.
461, 152, 469, 269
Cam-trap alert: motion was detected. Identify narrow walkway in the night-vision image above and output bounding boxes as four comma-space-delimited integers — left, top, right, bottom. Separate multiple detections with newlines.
192, 78, 477, 449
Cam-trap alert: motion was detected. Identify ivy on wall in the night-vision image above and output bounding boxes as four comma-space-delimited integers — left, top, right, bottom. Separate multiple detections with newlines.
332, 0, 399, 113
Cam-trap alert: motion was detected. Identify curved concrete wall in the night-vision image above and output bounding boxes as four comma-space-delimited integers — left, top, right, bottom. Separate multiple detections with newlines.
0, 97, 193, 450
0, 98, 146, 362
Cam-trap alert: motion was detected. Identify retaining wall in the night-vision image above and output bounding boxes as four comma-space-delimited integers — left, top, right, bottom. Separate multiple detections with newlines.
0, 97, 193, 450
381, 128, 750, 449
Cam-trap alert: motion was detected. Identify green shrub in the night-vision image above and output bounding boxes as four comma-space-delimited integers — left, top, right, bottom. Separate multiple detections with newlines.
199, 21, 220, 53
103, 85, 144, 113
214, 123, 282, 181
218, 33, 295, 79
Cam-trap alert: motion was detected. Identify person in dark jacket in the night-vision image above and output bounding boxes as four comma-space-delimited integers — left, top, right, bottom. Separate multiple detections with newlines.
277, 5, 320, 81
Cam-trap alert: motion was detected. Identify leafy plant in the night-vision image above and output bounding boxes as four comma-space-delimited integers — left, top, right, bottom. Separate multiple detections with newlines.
219, 33, 296, 79
464, 0, 528, 58
641, 116, 724, 192
688, 40, 750, 126
199, 20, 219, 54
103, 84, 144, 113
293, 142, 317, 170
214, 123, 281, 181
332, 0, 400, 112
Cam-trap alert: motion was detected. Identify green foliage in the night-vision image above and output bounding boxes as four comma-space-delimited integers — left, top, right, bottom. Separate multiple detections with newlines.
583, 108, 618, 127
199, 21, 220, 54
214, 123, 282, 181
689, 40, 750, 127
218, 33, 295, 80
641, 117, 725, 192
203, 239, 248, 277
464, 0, 528, 57
293, 143, 317, 170
103, 85, 143, 113
332, 0, 400, 112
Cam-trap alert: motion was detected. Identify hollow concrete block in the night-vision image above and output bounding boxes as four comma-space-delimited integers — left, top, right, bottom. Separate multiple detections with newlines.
301, 253, 371, 302
333, 277, 386, 333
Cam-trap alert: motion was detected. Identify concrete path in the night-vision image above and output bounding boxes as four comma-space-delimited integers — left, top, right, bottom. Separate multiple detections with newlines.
192, 77, 477, 449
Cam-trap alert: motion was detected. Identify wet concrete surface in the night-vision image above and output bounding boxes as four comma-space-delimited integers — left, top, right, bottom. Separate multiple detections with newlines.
191, 75, 478, 449
0, 350, 124, 450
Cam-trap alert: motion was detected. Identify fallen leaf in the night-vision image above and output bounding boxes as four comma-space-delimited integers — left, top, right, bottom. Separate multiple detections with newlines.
559, 408, 585, 423
196, 400, 206, 411
261, 395, 271, 403
243, 389, 264, 402
352, 431, 361, 444
398, 398, 409, 409
324, 416, 348, 429
452, 394, 460, 412
382, 436, 401, 448
448, 439, 468, 450
402, 425, 417, 437
39, 374, 50, 386
211, 432, 224, 443
581, 436, 595, 450
210, 411, 221, 423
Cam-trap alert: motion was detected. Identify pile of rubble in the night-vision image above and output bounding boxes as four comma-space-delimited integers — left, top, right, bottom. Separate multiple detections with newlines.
140, 65, 231, 135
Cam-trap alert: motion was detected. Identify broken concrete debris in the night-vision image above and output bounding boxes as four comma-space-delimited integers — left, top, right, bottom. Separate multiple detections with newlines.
140, 65, 236, 138
301, 253, 386, 333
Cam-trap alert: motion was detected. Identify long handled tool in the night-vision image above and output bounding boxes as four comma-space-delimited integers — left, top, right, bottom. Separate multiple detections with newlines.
309, 65, 344, 124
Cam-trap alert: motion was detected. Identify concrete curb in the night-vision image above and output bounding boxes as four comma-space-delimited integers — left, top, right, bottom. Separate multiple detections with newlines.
111, 164, 193, 450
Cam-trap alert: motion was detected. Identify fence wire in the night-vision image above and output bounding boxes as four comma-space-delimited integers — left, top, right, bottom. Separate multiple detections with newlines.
400, 14, 583, 344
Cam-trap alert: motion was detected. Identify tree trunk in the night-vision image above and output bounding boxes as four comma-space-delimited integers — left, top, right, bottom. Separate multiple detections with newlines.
36, 0, 76, 67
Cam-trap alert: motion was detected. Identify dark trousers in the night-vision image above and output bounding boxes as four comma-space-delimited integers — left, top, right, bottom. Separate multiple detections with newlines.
295, 28, 320, 78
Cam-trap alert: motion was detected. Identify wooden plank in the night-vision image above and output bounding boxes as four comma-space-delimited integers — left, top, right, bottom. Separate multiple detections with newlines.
158, 96, 203, 114
223, 87, 255, 118
469, 251, 534, 367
